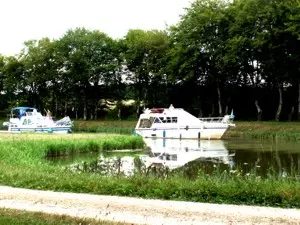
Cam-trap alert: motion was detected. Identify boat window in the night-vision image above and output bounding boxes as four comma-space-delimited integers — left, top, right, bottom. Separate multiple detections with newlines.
23, 119, 27, 125
27, 119, 32, 125
159, 117, 166, 123
153, 117, 161, 123
159, 117, 175, 123
138, 119, 152, 128
149, 117, 155, 125
172, 117, 178, 123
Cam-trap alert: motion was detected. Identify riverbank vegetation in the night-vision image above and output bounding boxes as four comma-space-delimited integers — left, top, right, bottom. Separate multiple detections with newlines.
225, 121, 300, 141
0, 0, 300, 122
0, 133, 299, 209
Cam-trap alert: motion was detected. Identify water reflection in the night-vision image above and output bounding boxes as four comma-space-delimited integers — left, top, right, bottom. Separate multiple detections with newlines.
142, 138, 235, 170
66, 138, 235, 177
58, 138, 300, 179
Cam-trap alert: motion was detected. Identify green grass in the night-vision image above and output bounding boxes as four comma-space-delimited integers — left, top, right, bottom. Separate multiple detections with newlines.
0, 208, 130, 225
0, 133, 299, 208
224, 121, 300, 141
73, 120, 135, 135
45, 135, 144, 157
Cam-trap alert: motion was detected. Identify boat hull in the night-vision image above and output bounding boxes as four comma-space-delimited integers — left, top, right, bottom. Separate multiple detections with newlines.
8, 126, 72, 134
135, 127, 228, 140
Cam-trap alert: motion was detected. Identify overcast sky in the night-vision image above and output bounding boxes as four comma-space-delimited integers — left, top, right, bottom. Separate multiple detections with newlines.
0, 0, 191, 56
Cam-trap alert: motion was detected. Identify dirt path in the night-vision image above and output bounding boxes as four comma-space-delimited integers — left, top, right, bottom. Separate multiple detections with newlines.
0, 185, 299, 225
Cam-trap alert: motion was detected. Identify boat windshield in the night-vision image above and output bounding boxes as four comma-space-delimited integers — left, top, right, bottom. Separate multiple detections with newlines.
138, 117, 156, 128
11, 107, 36, 119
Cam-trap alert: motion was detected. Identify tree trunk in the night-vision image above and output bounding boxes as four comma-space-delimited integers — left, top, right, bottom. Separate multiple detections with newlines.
117, 100, 122, 120
94, 107, 98, 120
288, 106, 294, 121
83, 102, 87, 120
254, 100, 262, 121
55, 96, 58, 118
225, 98, 231, 115
275, 85, 283, 122
136, 96, 140, 119
225, 105, 229, 115
210, 103, 215, 117
94, 102, 98, 120
217, 86, 222, 116
64, 100, 68, 117
198, 108, 203, 118
83, 91, 87, 121
298, 81, 300, 120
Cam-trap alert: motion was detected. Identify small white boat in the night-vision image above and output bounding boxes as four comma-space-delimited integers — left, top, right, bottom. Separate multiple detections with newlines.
135, 104, 235, 140
3, 107, 73, 134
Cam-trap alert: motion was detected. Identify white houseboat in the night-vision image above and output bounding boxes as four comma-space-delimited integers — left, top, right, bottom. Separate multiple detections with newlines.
3, 107, 73, 134
135, 105, 235, 140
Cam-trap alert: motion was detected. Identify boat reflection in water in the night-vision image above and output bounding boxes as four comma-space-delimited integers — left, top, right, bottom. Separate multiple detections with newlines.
142, 138, 235, 170
67, 138, 235, 176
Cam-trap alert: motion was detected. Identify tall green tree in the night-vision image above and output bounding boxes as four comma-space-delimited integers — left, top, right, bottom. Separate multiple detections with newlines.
124, 29, 170, 116
168, 0, 234, 116
58, 28, 118, 120
19, 38, 58, 112
1, 56, 26, 107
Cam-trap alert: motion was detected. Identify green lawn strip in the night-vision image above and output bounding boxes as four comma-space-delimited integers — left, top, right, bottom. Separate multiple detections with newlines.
73, 120, 136, 135
0, 208, 130, 225
224, 121, 300, 140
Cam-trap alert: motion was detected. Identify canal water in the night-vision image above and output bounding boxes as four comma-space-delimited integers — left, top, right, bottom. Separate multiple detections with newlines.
50, 138, 300, 179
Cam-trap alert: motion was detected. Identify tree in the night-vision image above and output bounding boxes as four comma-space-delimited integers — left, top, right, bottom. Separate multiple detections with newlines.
18, 38, 59, 112
58, 28, 118, 120
168, 0, 235, 116
124, 29, 170, 117
1, 56, 26, 107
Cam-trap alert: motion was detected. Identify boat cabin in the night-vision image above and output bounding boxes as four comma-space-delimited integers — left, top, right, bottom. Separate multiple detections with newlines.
136, 105, 202, 129
11, 107, 38, 119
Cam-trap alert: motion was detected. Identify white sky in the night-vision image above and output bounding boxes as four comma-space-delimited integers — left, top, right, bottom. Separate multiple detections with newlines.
0, 0, 191, 56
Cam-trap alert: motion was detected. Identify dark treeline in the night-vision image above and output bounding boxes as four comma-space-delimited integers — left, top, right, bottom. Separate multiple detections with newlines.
0, 0, 300, 121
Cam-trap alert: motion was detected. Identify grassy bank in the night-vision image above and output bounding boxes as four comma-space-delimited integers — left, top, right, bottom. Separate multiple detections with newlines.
0, 208, 129, 225
73, 120, 135, 135
0, 133, 299, 208
224, 121, 300, 141
73, 120, 300, 141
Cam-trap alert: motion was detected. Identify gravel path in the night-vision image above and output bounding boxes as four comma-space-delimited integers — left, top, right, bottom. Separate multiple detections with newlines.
0, 185, 300, 225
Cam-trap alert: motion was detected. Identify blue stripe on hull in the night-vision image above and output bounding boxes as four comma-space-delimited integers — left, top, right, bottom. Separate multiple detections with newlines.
10, 127, 72, 134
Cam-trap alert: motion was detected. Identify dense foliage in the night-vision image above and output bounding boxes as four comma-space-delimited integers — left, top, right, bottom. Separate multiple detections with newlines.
0, 0, 299, 121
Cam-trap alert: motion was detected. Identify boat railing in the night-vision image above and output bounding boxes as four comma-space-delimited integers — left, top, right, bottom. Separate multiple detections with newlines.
199, 116, 235, 126
198, 117, 224, 123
